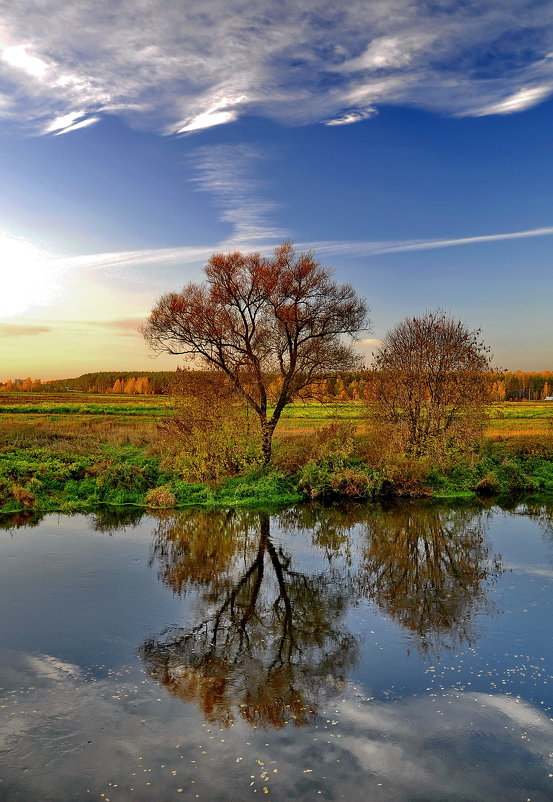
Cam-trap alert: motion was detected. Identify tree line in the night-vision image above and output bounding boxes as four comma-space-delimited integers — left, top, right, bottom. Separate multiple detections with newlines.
1, 369, 552, 402
0, 371, 173, 394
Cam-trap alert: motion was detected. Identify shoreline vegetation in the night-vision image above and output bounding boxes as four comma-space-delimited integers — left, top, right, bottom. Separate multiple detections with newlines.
1, 388, 552, 515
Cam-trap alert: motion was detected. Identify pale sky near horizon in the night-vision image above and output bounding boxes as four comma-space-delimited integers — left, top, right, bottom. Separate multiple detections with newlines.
1, 0, 553, 380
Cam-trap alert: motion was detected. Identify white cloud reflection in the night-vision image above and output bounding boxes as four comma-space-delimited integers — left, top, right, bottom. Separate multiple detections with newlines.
1, 650, 552, 801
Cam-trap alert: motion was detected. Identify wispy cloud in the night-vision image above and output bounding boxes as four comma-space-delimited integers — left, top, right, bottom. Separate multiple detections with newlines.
30, 224, 553, 278
0, 323, 51, 337
190, 144, 285, 242
301, 226, 553, 258
1, 2, 553, 135
83, 317, 145, 335
468, 86, 553, 117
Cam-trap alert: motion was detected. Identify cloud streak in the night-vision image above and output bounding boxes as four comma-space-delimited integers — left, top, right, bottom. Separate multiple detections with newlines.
301, 226, 553, 258
0, 323, 51, 337
1, 2, 553, 135
28, 224, 553, 279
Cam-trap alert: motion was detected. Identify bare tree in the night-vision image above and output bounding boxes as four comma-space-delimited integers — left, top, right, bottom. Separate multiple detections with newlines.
143, 242, 369, 463
372, 310, 493, 457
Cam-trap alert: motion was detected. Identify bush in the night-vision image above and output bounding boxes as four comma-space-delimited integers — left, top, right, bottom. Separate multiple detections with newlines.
379, 455, 432, 497
159, 393, 261, 481
94, 462, 150, 494
275, 421, 358, 475
170, 481, 210, 505
214, 471, 300, 506
498, 459, 537, 493
297, 462, 376, 500
10, 485, 36, 508
145, 486, 177, 508
475, 472, 500, 496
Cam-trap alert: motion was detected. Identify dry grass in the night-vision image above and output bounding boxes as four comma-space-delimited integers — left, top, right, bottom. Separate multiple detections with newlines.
0, 413, 158, 455
1, 394, 552, 455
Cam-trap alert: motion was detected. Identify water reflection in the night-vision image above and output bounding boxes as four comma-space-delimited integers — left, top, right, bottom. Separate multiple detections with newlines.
0, 509, 44, 529
360, 505, 502, 652
141, 510, 358, 728
139, 503, 504, 725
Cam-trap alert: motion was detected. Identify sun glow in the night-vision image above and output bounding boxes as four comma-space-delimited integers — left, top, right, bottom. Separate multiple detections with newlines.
1, 233, 62, 317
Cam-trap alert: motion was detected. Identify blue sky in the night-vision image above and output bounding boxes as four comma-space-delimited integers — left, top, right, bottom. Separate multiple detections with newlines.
1, 0, 552, 378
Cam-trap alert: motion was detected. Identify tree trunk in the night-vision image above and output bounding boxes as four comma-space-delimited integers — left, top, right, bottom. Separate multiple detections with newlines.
260, 419, 277, 466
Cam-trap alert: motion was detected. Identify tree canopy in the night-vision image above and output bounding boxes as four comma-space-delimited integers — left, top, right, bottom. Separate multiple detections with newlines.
143, 242, 369, 462
373, 310, 493, 457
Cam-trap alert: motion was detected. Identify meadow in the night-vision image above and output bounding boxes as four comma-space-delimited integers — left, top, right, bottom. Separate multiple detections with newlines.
1, 392, 552, 513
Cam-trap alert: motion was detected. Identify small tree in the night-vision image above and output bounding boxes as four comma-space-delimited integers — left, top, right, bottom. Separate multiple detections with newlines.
143, 242, 369, 463
372, 310, 493, 458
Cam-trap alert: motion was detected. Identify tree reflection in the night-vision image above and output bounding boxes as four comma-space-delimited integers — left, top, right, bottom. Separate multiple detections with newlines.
359, 505, 502, 652
278, 502, 369, 563
141, 510, 358, 728
0, 510, 45, 530
90, 506, 144, 533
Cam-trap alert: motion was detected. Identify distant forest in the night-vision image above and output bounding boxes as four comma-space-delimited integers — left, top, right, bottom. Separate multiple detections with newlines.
1, 370, 552, 402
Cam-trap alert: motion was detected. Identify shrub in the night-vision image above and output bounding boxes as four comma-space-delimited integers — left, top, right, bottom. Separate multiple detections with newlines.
159, 397, 261, 482
145, 486, 177, 508
170, 480, 210, 505
498, 459, 537, 493
10, 485, 36, 508
275, 421, 358, 475
214, 471, 300, 506
379, 455, 432, 497
297, 462, 375, 500
475, 472, 500, 496
94, 462, 150, 494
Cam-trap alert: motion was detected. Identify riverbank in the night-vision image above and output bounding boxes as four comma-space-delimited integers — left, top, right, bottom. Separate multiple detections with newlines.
1, 438, 552, 514
1, 393, 552, 513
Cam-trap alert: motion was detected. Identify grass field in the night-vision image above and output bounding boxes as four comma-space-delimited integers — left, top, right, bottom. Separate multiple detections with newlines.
1, 393, 553, 445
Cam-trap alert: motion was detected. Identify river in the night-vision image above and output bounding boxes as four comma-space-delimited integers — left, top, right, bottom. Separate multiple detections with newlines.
1, 499, 552, 801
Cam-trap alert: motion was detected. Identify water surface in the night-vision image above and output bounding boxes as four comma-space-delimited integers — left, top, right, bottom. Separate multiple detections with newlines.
1, 500, 552, 801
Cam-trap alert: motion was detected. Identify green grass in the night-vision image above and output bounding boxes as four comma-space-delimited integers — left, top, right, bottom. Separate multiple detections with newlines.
0, 403, 167, 415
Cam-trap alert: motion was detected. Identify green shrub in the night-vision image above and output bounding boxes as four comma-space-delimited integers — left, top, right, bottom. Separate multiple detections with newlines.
170, 480, 210, 505
475, 472, 500, 496
297, 462, 376, 500
214, 471, 300, 506
94, 462, 150, 495
498, 459, 537, 492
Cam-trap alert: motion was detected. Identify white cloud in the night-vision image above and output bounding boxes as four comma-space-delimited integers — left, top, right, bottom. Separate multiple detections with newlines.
325, 108, 376, 126
43, 109, 87, 133
1, 43, 49, 79
17, 224, 551, 285
1, 1, 553, 134
469, 85, 553, 116
358, 338, 383, 347
190, 143, 285, 242
174, 94, 247, 133
52, 116, 99, 135
337, 33, 434, 73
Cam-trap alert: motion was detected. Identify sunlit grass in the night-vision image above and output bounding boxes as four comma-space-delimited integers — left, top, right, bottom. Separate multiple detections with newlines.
0, 394, 552, 452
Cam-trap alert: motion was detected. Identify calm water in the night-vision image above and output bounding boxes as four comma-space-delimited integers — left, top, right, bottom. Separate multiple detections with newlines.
1, 500, 552, 801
